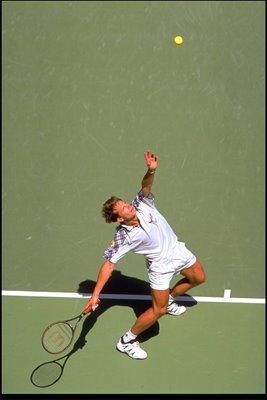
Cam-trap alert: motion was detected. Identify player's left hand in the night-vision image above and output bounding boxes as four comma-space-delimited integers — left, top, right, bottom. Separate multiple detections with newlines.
144, 150, 158, 171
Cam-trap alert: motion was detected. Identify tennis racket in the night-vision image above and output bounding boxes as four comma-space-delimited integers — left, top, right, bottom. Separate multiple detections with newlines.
41, 299, 100, 354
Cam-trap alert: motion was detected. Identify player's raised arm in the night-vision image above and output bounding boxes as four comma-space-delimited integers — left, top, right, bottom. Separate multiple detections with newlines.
141, 150, 158, 197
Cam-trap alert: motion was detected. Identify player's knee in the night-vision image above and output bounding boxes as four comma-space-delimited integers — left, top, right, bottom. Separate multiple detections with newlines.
196, 270, 207, 285
153, 305, 168, 318
195, 261, 206, 285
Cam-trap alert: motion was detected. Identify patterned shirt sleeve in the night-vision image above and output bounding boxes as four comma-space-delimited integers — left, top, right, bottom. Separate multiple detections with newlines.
131, 191, 145, 209
132, 190, 155, 209
103, 228, 127, 261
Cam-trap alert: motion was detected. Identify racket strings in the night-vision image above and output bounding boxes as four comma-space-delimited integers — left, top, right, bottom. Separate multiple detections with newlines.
42, 322, 73, 353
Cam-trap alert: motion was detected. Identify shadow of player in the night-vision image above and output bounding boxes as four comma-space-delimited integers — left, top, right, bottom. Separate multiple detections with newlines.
75, 269, 198, 349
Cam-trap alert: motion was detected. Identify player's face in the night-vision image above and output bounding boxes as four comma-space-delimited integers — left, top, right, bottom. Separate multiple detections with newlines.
114, 200, 136, 222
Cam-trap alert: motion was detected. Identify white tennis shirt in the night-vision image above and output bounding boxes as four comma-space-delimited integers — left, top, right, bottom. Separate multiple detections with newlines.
103, 191, 179, 266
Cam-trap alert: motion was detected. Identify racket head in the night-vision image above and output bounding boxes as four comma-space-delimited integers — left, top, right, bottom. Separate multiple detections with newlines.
41, 321, 74, 354
30, 360, 64, 387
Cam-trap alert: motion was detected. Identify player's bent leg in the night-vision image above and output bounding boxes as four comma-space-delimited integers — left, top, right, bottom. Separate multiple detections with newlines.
151, 288, 170, 317
181, 259, 206, 285
170, 259, 206, 298
151, 288, 186, 317
130, 288, 169, 335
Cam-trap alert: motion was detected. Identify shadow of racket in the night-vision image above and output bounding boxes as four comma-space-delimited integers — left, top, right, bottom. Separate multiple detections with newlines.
30, 347, 76, 388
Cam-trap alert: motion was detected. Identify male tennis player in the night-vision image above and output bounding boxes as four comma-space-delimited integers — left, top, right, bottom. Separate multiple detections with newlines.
85, 150, 206, 359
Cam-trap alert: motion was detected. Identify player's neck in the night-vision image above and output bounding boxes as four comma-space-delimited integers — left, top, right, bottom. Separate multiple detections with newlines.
122, 216, 140, 227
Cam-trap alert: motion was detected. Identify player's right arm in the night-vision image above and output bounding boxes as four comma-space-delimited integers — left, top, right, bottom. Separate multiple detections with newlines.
84, 260, 115, 313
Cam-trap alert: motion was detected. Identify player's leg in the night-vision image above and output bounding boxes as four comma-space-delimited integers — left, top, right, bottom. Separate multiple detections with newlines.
131, 288, 169, 334
170, 259, 206, 298
116, 289, 169, 359
121, 288, 169, 338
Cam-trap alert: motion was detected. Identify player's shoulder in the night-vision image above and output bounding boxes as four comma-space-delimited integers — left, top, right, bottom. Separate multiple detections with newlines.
132, 191, 155, 209
114, 225, 127, 240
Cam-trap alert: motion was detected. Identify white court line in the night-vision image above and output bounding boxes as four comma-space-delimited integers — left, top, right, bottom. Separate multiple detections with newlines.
1, 290, 265, 304
224, 289, 231, 298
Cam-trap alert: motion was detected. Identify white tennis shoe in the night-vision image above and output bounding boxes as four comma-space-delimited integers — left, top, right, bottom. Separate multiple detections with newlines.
167, 299, 186, 316
116, 337, 147, 360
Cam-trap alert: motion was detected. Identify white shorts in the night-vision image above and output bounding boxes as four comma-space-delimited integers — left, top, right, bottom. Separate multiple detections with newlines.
147, 241, 197, 290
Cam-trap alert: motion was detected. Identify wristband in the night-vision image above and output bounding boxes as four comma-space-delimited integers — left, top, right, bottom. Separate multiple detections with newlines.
148, 170, 156, 175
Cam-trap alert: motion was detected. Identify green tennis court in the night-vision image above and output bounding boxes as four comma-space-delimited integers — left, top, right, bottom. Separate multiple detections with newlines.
2, 1, 265, 395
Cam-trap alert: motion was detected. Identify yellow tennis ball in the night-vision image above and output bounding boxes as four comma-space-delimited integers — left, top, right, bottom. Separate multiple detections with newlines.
174, 36, 183, 45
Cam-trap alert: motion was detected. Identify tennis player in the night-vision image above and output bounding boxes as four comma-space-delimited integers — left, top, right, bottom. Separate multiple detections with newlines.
85, 150, 206, 359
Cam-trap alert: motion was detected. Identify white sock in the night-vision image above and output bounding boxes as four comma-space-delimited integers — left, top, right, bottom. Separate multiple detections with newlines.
122, 330, 137, 343
169, 294, 174, 301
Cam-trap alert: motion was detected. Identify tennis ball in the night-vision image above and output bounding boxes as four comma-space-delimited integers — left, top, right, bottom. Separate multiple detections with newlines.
174, 36, 183, 45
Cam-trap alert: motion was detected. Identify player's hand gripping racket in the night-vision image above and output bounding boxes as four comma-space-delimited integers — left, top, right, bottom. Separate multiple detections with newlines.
41, 298, 100, 354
